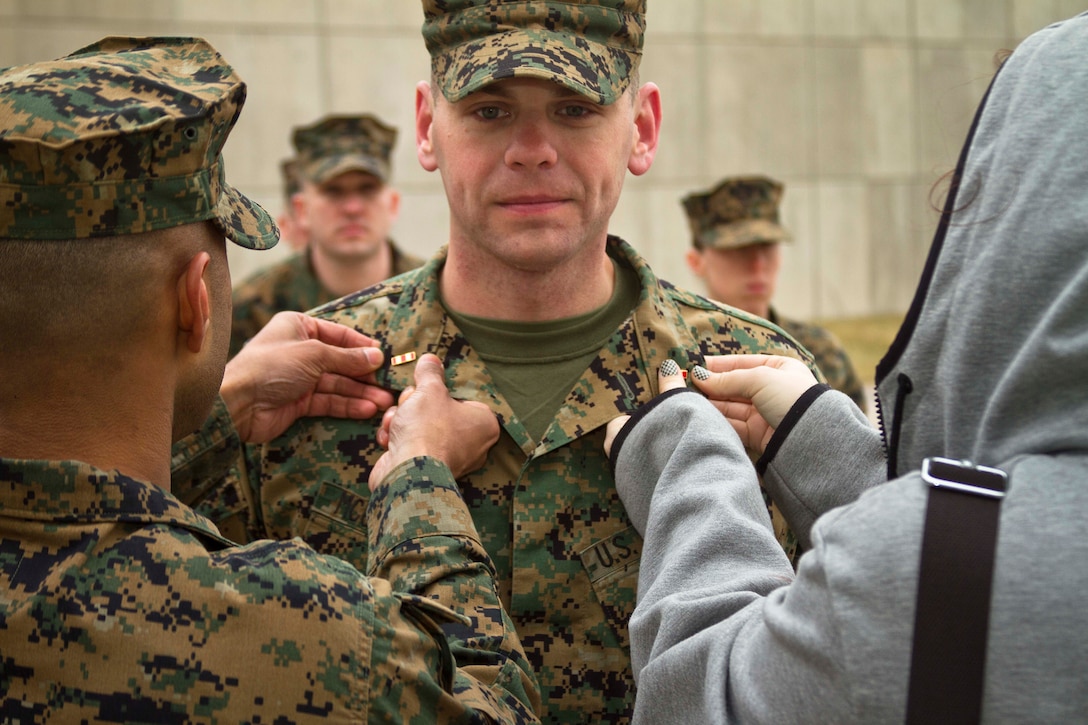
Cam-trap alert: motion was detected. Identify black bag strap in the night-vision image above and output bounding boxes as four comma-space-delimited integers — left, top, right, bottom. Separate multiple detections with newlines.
906, 457, 1007, 724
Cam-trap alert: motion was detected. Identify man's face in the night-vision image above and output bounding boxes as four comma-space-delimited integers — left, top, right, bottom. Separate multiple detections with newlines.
686, 241, 782, 319
295, 170, 400, 263
417, 77, 654, 273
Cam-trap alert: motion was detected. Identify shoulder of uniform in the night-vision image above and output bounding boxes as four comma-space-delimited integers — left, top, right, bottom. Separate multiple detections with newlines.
309, 267, 419, 323
657, 283, 819, 372
777, 315, 842, 346
212, 538, 377, 605
664, 281, 781, 331
660, 278, 722, 312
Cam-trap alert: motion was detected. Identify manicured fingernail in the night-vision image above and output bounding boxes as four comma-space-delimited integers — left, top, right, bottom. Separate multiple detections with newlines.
692, 365, 711, 381
660, 359, 681, 377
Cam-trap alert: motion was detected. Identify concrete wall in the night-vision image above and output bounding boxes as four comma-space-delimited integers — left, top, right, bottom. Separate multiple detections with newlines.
2, 0, 1082, 319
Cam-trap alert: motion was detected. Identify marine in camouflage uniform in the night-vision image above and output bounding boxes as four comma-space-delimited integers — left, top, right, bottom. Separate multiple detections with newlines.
229, 114, 424, 358
172, 2, 821, 722
683, 175, 868, 410
175, 240, 821, 723
0, 36, 538, 723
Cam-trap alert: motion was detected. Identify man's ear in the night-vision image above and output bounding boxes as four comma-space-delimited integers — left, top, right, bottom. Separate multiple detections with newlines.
628, 82, 662, 177
686, 248, 705, 277
416, 81, 439, 172
291, 189, 310, 230
386, 187, 402, 221
177, 251, 211, 354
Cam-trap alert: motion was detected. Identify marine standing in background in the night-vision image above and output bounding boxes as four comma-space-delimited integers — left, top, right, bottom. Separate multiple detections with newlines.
172, 2, 821, 722
229, 114, 424, 357
683, 175, 867, 410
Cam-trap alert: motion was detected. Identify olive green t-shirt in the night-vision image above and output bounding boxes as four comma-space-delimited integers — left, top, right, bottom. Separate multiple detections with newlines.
446, 259, 641, 442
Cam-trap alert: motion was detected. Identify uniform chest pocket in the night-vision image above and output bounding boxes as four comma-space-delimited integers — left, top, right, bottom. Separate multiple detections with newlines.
296, 481, 372, 566
576, 525, 642, 650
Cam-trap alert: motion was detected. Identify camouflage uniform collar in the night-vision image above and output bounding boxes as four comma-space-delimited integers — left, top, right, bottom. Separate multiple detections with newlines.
353, 237, 707, 457
532, 236, 710, 453
310, 236, 717, 458
0, 457, 229, 542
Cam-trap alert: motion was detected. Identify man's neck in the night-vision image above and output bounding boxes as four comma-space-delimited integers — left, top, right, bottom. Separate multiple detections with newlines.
440, 243, 616, 321
310, 240, 393, 297
0, 364, 174, 488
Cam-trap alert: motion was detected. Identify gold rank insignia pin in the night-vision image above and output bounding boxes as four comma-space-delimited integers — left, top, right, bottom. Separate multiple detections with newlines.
390, 351, 417, 366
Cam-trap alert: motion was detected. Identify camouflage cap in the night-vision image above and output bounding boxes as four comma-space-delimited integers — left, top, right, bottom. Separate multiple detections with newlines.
0, 36, 278, 249
682, 176, 792, 250
421, 0, 645, 105
292, 114, 397, 185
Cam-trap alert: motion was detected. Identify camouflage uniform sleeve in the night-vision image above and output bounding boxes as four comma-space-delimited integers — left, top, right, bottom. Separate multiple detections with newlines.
367, 457, 542, 722
169, 396, 260, 544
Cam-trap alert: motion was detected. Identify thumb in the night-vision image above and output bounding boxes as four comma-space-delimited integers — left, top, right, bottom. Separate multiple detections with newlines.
326, 345, 384, 378
299, 330, 383, 378
412, 353, 446, 390
691, 365, 765, 401
691, 363, 811, 430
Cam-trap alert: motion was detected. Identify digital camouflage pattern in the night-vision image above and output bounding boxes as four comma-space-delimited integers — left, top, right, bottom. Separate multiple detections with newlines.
173, 238, 821, 724
771, 308, 869, 412
0, 36, 277, 249
292, 114, 398, 185
0, 455, 540, 723
682, 175, 792, 250
228, 241, 425, 357
422, 0, 645, 105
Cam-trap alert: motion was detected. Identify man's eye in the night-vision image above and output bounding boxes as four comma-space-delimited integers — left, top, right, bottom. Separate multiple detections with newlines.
476, 106, 504, 120
560, 104, 592, 118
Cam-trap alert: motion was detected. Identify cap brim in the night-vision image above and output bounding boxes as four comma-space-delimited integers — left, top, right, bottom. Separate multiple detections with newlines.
436, 28, 637, 105
215, 183, 279, 250
304, 155, 386, 185
701, 220, 791, 250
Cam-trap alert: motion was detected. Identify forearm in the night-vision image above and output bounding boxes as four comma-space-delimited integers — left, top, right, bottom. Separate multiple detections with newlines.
757, 387, 886, 548
367, 457, 541, 720
614, 392, 849, 723
612, 392, 794, 666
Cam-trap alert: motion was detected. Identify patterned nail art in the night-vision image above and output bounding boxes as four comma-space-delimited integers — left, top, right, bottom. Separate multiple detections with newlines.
692, 365, 711, 381
660, 359, 681, 377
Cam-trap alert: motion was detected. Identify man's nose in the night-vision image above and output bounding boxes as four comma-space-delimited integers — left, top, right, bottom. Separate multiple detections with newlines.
504, 118, 558, 169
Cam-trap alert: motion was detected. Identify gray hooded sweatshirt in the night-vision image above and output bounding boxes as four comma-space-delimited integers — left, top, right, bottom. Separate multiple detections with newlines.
612, 12, 1088, 724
